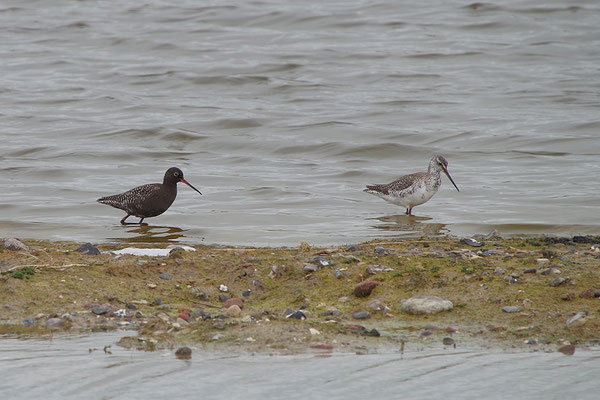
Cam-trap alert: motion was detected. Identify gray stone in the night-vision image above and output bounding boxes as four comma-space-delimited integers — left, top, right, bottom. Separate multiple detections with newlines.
210, 333, 224, 341
189, 287, 209, 301
550, 277, 567, 287
442, 337, 456, 346
566, 311, 588, 325
313, 257, 330, 266
502, 306, 523, 313
242, 289, 252, 297
286, 310, 307, 320
76, 243, 100, 255
374, 246, 390, 255
3, 238, 30, 251
334, 269, 343, 279
175, 346, 192, 360
344, 244, 358, 252
159, 273, 170, 280
401, 296, 453, 315
352, 311, 371, 320
303, 263, 320, 272
92, 306, 108, 315
23, 318, 34, 327
46, 318, 65, 330
367, 265, 394, 275
462, 238, 484, 247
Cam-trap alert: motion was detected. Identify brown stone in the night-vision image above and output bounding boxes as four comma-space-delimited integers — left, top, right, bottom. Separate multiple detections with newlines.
558, 344, 575, 356
223, 298, 244, 309
352, 281, 379, 297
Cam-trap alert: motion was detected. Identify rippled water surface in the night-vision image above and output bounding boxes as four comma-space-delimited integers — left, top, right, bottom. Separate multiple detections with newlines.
1, 332, 599, 400
1, 0, 599, 246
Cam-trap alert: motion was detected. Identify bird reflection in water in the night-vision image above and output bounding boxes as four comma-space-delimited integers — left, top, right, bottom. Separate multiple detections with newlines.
370, 214, 447, 236
114, 225, 188, 244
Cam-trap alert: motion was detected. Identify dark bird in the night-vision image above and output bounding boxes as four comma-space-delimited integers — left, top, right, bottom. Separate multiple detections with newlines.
364, 155, 459, 216
97, 167, 202, 225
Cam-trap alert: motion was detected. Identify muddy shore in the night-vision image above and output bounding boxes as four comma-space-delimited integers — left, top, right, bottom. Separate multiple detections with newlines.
1, 235, 599, 355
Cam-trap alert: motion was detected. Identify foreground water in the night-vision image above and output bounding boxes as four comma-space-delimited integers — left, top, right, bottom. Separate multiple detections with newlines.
2, 0, 600, 246
0, 332, 598, 400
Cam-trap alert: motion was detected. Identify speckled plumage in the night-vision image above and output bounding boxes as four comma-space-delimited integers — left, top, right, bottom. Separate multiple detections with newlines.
97, 167, 202, 224
364, 155, 459, 215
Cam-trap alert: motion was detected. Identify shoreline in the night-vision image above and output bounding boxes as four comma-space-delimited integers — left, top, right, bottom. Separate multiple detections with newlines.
1, 235, 599, 355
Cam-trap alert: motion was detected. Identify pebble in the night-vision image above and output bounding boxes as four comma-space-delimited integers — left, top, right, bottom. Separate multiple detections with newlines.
502, 306, 523, 313
175, 346, 192, 360
309, 328, 320, 336
303, 263, 320, 272
112, 309, 132, 318
344, 244, 358, 252
523, 268, 538, 274
223, 298, 244, 309
177, 313, 190, 322
493, 268, 506, 275
3, 238, 30, 251
525, 339, 537, 345
22, 318, 34, 327
419, 330, 433, 338
46, 318, 65, 330
189, 287, 209, 301
76, 243, 100, 255
566, 311, 588, 325
92, 306, 109, 315
225, 305, 242, 317
366, 265, 394, 275
442, 337, 455, 346
286, 310, 307, 320
210, 334, 224, 341
401, 296, 453, 315
461, 238, 484, 247
550, 277, 567, 287
374, 246, 390, 255
218, 294, 230, 302
159, 273, 170, 280
362, 328, 380, 337
313, 256, 330, 266
353, 281, 380, 297
536, 258, 549, 265
334, 269, 343, 279
157, 304, 172, 311
242, 289, 252, 297
218, 284, 228, 292
558, 344, 576, 355
352, 311, 371, 320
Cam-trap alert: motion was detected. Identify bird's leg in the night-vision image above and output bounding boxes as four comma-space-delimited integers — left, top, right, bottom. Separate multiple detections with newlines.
138, 218, 147, 225
121, 215, 144, 225
120, 215, 131, 225
407, 208, 413, 216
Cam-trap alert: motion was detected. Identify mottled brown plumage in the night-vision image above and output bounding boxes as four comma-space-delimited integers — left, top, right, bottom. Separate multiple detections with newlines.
97, 167, 202, 225
364, 155, 459, 216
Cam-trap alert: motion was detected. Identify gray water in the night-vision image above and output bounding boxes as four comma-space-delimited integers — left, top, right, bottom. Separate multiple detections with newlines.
1, 332, 599, 400
2, 0, 600, 246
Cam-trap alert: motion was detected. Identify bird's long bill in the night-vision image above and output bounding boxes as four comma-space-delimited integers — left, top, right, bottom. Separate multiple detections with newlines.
442, 167, 460, 192
180, 179, 202, 195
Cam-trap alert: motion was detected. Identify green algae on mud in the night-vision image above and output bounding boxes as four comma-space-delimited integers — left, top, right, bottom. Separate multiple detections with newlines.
1, 236, 599, 353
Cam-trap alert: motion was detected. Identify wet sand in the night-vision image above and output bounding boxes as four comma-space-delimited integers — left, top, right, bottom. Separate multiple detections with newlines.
1, 235, 599, 354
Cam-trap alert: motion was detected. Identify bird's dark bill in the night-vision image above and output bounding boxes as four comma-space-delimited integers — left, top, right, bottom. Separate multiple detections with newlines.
180, 179, 202, 195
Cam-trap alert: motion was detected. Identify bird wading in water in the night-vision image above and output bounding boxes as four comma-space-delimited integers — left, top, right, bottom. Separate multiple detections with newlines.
97, 167, 202, 225
364, 155, 459, 216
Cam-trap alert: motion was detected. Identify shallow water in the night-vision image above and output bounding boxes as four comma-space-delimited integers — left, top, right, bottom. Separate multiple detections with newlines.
1, 332, 599, 400
1, 0, 599, 246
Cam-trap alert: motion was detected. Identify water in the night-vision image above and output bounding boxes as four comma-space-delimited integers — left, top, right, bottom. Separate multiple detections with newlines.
1, 0, 600, 247
0, 332, 598, 400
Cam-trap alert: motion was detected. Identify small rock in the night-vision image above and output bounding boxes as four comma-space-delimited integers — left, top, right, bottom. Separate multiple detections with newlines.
374, 246, 390, 255
189, 287, 209, 301
23, 318, 34, 327
112, 309, 132, 318
536, 258, 549, 265
523, 268, 538, 274
223, 298, 244, 309
352, 311, 371, 320
309, 328, 320, 336
344, 244, 358, 252
558, 344, 575, 355
46, 318, 65, 330
566, 311, 588, 325
175, 347, 192, 360
419, 330, 433, 338
362, 328, 380, 337
286, 310, 307, 320
366, 265, 394, 275
313, 257, 330, 266
153, 298, 163, 306
494, 268, 506, 275
126, 304, 138, 310
3, 238, 30, 251
177, 313, 190, 322
303, 263, 320, 272
525, 339, 537, 345
218, 284, 228, 292
334, 269, 343, 279
218, 294, 230, 302
442, 337, 455, 346
176, 317, 189, 326
401, 296, 453, 315
461, 238, 484, 247
550, 277, 567, 287
210, 333, 225, 341
579, 289, 595, 299
242, 290, 252, 297
76, 243, 100, 255
92, 306, 108, 315
147, 283, 157, 289
159, 273, 170, 280
369, 299, 385, 313
502, 306, 523, 313
157, 304, 172, 311
353, 281, 379, 297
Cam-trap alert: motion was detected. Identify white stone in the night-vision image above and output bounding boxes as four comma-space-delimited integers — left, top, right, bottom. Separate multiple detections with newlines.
401, 296, 453, 315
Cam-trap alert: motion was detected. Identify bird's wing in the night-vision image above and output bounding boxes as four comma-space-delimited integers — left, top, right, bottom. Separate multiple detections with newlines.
365, 172, 425, 195
97, 184, 161, 212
